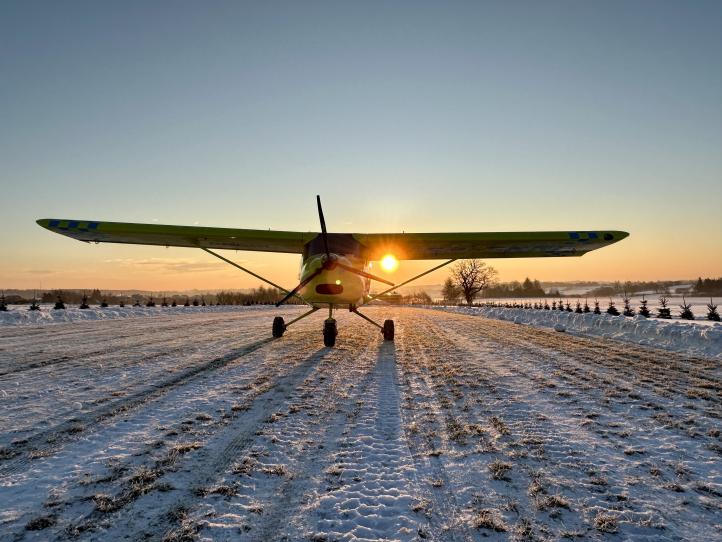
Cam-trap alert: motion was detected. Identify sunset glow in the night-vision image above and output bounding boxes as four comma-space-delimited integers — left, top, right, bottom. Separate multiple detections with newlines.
380, 255, 399, 273
0, 3, 719, 290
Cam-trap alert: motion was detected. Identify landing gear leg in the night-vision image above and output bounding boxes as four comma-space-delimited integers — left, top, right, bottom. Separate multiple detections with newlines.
323, 305, 337, 347
272, 306, 319, 338
350, 307, 395, 341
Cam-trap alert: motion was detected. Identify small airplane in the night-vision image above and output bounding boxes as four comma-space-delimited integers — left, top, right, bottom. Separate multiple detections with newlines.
37, 197, 628, 346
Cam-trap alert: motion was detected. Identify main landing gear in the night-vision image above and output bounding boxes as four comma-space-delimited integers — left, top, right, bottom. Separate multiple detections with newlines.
323, 318, 338, 347
271, 305, 394, 346
272, 316, 285, 338
383, 319, 394, 341
350, 306, 394, 343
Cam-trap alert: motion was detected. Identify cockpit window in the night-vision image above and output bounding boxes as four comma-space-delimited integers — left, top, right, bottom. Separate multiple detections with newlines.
303, 233, 364, 259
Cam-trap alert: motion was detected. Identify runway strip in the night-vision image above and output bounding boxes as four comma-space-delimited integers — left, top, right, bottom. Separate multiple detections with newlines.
1, 307, 719, 541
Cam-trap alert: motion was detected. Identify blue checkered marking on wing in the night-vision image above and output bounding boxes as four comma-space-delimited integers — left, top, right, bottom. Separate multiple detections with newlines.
48, 220, 102, 234
568, 231, 600, 243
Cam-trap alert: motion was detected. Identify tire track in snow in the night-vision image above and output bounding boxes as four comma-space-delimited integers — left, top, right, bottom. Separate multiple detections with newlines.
101, 339, 332, 541
222, 332, 386, 541
411, 308, 721, 539
307, 336, 429, 542
395, 320, 475, 542
438, 312, 722, 441
0, 310, 244, 350
0, 309, 292, 377
3, 323, 326, 540
0, 318, 287, 442
0, 336, 273, 475
439, 308, 721, 401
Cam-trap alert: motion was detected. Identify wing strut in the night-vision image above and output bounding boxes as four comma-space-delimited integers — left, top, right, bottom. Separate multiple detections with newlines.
361, 258, 457, 305
200, 247, 311, 306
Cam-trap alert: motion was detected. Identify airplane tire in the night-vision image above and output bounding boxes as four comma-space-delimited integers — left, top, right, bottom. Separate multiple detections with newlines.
383, 319, 395, 341
272, 316, 285, 338
323, 320, 337, 347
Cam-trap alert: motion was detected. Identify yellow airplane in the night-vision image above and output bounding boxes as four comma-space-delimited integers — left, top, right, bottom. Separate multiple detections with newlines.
37, 196, 628, 346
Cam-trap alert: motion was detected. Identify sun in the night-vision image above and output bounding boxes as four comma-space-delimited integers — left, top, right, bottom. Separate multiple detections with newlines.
380, 254, 398, 272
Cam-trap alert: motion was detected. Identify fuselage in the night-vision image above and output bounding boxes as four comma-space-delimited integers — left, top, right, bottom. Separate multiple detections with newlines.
297, 233, 376, 306
298, 253, 371, 306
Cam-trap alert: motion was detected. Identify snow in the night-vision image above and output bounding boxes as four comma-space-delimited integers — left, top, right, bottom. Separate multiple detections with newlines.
436, 306, 722, 359
1, 307, 720, 541
0, 304, 277, 326
481, 296, 718, 318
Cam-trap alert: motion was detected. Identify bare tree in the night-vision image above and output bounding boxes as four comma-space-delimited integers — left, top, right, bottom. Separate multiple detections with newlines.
451, 259, 498, 305
441, 277, 461, 304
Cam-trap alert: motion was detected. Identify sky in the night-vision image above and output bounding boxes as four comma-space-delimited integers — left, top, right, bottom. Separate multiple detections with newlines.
1, 1, 721, 291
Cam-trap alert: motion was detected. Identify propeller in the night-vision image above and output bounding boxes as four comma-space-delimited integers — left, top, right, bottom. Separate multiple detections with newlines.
317, 195, 330, 263
276, 195, 330, 307
275, 266, 324, 307
275, 196, 396, 307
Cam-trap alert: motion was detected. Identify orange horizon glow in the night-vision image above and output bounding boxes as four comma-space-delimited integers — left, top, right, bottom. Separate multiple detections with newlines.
2, 242, 720, 292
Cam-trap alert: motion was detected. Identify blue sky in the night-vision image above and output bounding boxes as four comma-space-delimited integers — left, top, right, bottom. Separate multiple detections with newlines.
2, 1, 720, 289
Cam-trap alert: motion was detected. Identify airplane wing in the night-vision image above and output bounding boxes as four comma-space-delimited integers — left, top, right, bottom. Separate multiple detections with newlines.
37, 219, 628, 259
353, 230, 629, 260
36, 219, 317, 253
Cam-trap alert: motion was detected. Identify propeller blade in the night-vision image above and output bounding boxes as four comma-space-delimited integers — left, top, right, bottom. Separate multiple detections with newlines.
316, 195, 330, 259
275, 267, 323, 307
334, 262, 395, 286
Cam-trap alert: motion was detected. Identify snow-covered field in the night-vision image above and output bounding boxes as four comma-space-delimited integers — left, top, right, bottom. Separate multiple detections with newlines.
0, 304, 273, 326
479, 297, 718, 319
1, 307, 721, 541
437, 306, 722, 360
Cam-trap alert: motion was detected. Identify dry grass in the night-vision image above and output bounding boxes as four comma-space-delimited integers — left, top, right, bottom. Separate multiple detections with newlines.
194, 484, 237, 497
93, 465, 163, 513
473, 508, 507, 532
662, 482, 685, 492
489, 459, 512, 481
411, 497, 432, 516
446, 418, 468, 444
260, 464, 290, 477
528, 478, 545, 497
325, 464, 343, 477
0, 447, 19, 460
537, 494, 570, 510
171, 442, 202, 455
265, 412, 285, 423
489, 416, 510, 435
25, 515, 56, 531
594, 512, 618, 533
63, 423, 84, 434
232, 456, 257, 476
92, 493, 117, 513
513, 518, 534, 539
161, 505, 199, 542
